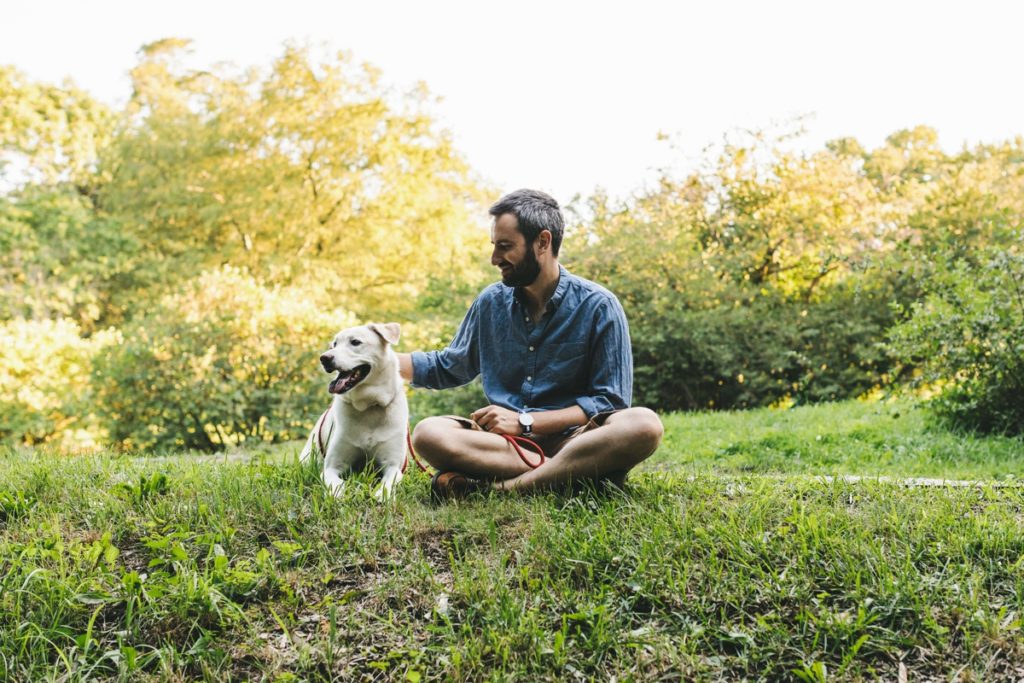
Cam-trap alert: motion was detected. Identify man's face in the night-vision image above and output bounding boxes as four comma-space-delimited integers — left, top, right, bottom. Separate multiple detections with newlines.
491, 213, 541, 287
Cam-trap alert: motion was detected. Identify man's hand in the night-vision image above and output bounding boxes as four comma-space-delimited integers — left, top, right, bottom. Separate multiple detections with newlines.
470, 405, 521, 435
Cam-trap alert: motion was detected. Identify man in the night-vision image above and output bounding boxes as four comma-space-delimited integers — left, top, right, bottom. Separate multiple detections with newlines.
397, 189, 663, 498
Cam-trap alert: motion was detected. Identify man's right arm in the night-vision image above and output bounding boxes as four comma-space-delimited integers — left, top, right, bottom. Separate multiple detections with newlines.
398, 296, 482, 389
397, 353, 414, 383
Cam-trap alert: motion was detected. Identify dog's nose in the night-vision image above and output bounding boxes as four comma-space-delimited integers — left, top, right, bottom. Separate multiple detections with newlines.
320, 353, 333, 370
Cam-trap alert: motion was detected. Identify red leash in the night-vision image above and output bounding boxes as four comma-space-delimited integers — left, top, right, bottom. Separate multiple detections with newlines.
405, 430, 429, 473
315, 409, 546, 473
500, 434, 546, 469
405, 430, 546, 471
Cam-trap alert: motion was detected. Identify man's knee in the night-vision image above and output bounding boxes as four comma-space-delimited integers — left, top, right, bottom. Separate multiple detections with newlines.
631, 407, 664, 451
411, 417, 455, 456
410, 417, 469, 470
610, 407, 664, 462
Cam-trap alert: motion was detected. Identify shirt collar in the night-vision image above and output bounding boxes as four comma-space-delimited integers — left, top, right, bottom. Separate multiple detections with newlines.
510, 265, 570, 311
549, 264, 570, 309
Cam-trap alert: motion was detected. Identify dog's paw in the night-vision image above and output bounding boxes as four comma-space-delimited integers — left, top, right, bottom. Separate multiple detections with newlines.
373, 485, 394, 503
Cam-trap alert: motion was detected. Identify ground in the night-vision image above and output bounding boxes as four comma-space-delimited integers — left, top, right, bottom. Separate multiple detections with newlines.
2, 398, 1023, 681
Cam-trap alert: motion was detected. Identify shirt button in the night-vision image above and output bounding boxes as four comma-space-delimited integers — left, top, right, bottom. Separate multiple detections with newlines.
529, 346, 535, 351
526, 375, 532, 381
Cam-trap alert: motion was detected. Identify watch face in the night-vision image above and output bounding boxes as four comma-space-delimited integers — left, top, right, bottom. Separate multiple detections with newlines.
519, 412, 534, 426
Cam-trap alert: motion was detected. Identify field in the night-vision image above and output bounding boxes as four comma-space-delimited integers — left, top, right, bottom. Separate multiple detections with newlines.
2, 398, 1024, 681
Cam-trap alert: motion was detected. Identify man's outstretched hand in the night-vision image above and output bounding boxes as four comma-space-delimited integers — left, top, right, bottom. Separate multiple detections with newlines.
470, 405, 522, 435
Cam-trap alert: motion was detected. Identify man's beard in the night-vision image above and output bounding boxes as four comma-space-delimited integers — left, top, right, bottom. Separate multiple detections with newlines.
501, 245, 541, 287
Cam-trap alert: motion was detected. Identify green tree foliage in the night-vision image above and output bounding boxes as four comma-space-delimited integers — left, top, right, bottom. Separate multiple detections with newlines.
0, 65, 114, 188
98, 39, 490, 318
0, 187, 138, 331
6, 40, 1024, 447
91, 266, 354, 451
888, 248, 1024, 435
0, 318, 114, 446
628, 279, 905, 411
569, 126, 1023, 412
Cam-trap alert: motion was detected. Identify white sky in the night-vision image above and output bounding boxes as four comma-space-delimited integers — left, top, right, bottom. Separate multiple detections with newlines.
3, 0, 1023, 205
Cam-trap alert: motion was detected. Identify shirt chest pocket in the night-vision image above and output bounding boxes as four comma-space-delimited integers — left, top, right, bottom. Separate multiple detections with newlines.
543, 341, 588, 384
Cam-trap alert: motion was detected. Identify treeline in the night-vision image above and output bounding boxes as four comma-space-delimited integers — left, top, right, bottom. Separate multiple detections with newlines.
2, 41, 1022, 450
566, 128, 1024, 432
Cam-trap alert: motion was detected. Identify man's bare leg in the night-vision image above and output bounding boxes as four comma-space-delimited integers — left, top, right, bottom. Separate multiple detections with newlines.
411, 408, 663, 492
497, 408, 663, 493
411, 417, 536, 480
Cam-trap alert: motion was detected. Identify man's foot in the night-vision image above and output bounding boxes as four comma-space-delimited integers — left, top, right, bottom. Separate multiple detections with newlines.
430, 470, 489, 501
601, 470, 628, 491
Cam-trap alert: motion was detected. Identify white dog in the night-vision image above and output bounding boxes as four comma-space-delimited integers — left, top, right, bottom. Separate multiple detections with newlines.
300, 323, 408, 501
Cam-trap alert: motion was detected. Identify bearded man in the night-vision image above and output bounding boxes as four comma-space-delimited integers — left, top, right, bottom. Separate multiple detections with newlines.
398, 189, 663, 498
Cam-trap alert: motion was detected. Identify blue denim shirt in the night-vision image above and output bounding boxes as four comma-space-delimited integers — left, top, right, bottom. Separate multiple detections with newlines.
411, 265, 632, 419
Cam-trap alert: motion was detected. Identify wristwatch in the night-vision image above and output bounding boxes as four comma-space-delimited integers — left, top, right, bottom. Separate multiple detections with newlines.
518, 411, 534, 436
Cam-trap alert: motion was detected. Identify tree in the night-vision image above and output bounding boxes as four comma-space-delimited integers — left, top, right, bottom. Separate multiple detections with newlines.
0, 187, 138, 331
0, 65, 114, 190
98, 40, 491, 319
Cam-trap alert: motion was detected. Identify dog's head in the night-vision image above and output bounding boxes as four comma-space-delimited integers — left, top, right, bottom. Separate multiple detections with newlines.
319, 323, 401, 395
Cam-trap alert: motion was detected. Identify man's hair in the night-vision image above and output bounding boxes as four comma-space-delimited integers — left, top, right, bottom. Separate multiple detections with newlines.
489, 189, 565, 257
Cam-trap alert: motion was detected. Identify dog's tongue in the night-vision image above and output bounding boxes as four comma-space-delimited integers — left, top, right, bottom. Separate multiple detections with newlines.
328, 370, 353, 394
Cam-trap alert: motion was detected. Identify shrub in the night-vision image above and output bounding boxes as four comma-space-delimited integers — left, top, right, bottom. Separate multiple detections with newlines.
630, 276, 904, 411
407, 379, 487, 424
888, 249, 1024, 435
91, 266, 355, 452
0, 318, 113, 447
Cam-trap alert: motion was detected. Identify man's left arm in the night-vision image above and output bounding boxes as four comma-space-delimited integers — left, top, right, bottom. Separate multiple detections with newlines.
575, 297, 633, 419
470, 404, 587, 436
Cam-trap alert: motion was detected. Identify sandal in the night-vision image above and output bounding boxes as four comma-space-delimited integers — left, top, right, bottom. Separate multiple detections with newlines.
430, 470, 488, 501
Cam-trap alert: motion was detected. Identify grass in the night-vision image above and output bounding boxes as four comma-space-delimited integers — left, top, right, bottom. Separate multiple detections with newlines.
654, 398, 1024, 480
1, 398, 1023, 681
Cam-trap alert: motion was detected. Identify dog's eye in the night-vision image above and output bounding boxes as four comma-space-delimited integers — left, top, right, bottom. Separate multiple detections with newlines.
350, 339, 363, 347
330, 341, 336, 349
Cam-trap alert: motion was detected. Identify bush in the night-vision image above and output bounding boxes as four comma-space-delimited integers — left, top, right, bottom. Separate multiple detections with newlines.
91, 266, 355, 452
408, 379, 487, 425
888, 249, 1024, 435
631, 276, 904, 411
0, 318, 113, 447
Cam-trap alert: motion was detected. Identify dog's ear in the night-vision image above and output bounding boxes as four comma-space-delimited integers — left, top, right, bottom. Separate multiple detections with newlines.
368, 322, 401, 346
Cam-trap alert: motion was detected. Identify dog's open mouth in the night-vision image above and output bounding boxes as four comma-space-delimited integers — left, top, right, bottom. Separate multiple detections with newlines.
328, 364, 371, 395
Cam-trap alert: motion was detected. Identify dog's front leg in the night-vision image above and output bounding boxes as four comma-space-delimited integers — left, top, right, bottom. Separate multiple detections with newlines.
373, 434, 407, 502
322, 466, 347, 497
322, 440, 356, 498
374, 465, 403, 502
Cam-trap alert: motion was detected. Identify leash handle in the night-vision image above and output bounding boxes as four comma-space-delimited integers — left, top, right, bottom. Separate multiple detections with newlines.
502, 434, 546, 469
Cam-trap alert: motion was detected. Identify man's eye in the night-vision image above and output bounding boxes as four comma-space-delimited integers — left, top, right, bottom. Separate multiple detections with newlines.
350, 339, 362, 347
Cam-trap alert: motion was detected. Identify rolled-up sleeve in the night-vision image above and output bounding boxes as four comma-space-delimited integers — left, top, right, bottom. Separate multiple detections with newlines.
575, 297, 632, 419
411, 298, 482, 390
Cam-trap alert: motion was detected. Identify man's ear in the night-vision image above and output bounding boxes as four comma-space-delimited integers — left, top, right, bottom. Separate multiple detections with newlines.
536, 229, 552, 254
368, 322, 401, 346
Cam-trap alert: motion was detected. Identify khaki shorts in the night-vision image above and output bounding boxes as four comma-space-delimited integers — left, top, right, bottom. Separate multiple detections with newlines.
442, 410, 622, 459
